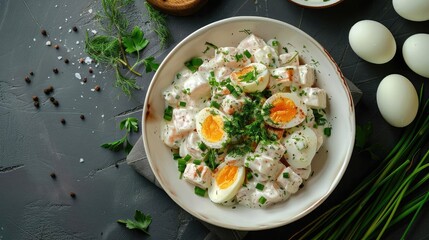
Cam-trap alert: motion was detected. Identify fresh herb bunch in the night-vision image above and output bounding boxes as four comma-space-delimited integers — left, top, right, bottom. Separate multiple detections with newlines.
144, 2, 171, 48
85, 0, 161, 96
291, 86, 429, 240
117, 210, 152, 234
101, 117, 139, 154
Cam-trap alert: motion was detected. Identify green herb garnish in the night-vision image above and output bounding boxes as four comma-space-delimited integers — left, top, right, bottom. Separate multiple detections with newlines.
204, 148, 218, 170
184, 57, 203, 73
101, 117, 139, 154
194, 186, 206, 197
239, 29, 252, 35
117, 210, 152, 235
163, 106, 173, 121
283, 172, 290, 178
256, 183, 265, 191
258, 196, 267, 204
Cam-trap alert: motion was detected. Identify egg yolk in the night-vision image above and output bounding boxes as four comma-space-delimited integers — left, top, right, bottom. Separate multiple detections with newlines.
270, 97, 297, 124
201, 115, 224, 143
216, 165, 238, 189
232, 66, 255, 82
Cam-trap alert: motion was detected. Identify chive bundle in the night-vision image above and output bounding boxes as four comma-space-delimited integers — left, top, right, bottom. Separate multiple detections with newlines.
291, 87, 429, 239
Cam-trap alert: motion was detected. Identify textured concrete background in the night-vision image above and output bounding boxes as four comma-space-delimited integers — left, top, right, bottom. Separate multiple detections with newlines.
0, 0, 428, 239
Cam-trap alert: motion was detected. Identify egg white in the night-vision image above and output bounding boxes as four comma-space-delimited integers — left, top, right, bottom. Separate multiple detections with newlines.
282, 127, 318, 168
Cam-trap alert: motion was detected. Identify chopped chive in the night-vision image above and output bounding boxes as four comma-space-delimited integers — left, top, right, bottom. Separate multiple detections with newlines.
194, 186, 206, 197
258, 196, 267, 204
226, 84, 239, 98
179, 101, 187, 107
283, 172, 290, 178
173, 153, 181, 160
184, 154, 192, 161
210, 101, 220, 109
324, 127, 332, 137
198, 142, 207, 151
256, 183, 265, 191
178, 160, 187, 173
246, 172, 253, 180
193, 159, 202, 165
244, 50, 252, 58
163, 106, 173, 121
184, 57, 203, 73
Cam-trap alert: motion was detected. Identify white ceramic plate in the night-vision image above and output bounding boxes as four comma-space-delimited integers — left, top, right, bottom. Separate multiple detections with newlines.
142, 16, 355, 230
289, 0, 343, 8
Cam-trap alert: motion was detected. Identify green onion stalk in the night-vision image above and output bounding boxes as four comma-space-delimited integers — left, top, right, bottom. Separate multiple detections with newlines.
290, 87, 429, 240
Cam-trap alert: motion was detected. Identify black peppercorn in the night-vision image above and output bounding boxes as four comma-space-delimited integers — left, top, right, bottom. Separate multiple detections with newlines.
41, 29, 47, 36
79, 58, 85, 64
72, 26, 78, 32
49, 97, 55, 102
54, 44, 59, 50
94, 85, 100, 92
25, 76, 31, 83
50, 172, 56, 179
32, 96, 39, 102
53, 68, 59, 74
53, 100, 59, 107
70, 192, 76, 198
29, 71, 34, 76
34, 101, 40, 108
60, 118, 66, 124
64, 58, 69, 64
89, 68, 93, 74
80, 114, 85, 120
83, 77, 87, 83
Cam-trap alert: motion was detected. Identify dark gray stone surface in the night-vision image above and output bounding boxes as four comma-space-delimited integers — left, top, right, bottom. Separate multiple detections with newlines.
0, 0, 428, 239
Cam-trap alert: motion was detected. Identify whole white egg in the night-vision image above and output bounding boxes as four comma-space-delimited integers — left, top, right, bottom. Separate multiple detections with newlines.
376, 74, 419, 127
393, 0, 429, 22
402, 34, 429, 78
348, 20, 396, 64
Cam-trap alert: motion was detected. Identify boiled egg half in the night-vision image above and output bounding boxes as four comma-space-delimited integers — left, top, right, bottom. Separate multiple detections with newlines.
230, 63, 269, 93
282, 127, 318, 168
263, 92, 307, 129
195, 107, 229, 149
208, 162, 245, 203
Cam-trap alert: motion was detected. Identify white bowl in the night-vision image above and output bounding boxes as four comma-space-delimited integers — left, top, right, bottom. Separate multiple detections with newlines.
289, 0, 343, 8
142, 16, 355, 230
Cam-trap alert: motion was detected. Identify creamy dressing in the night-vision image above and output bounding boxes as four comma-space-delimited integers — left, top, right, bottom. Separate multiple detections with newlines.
160, 34, 330, 208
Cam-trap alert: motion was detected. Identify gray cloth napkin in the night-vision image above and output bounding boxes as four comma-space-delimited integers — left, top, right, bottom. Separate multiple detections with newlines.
126, 78, 362, 240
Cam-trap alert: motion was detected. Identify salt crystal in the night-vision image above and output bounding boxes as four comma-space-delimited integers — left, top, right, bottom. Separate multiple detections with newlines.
91, 29, 97, 35
79, 158, 84, 163
59, 26, 62, 30
76, 41, 80, 45
45, 41, 51, 46
75, 72, 82, 80
84, 57, 93, 64
68, 29, 72, 33
57, 56, 63, 60
33, 38, 36, 42
88, 8, 93, 13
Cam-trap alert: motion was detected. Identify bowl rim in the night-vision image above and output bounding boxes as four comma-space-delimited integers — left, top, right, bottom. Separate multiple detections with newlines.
288, 0, 344, 9
142, 16, 355, 230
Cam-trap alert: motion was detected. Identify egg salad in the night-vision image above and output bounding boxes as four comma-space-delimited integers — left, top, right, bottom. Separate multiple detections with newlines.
161, 34, 331, 208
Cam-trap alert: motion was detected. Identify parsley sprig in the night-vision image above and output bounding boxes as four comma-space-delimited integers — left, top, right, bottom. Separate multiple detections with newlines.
101, 117, 139, 154
117, 210, 152, 235
85, 0, 161, 96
